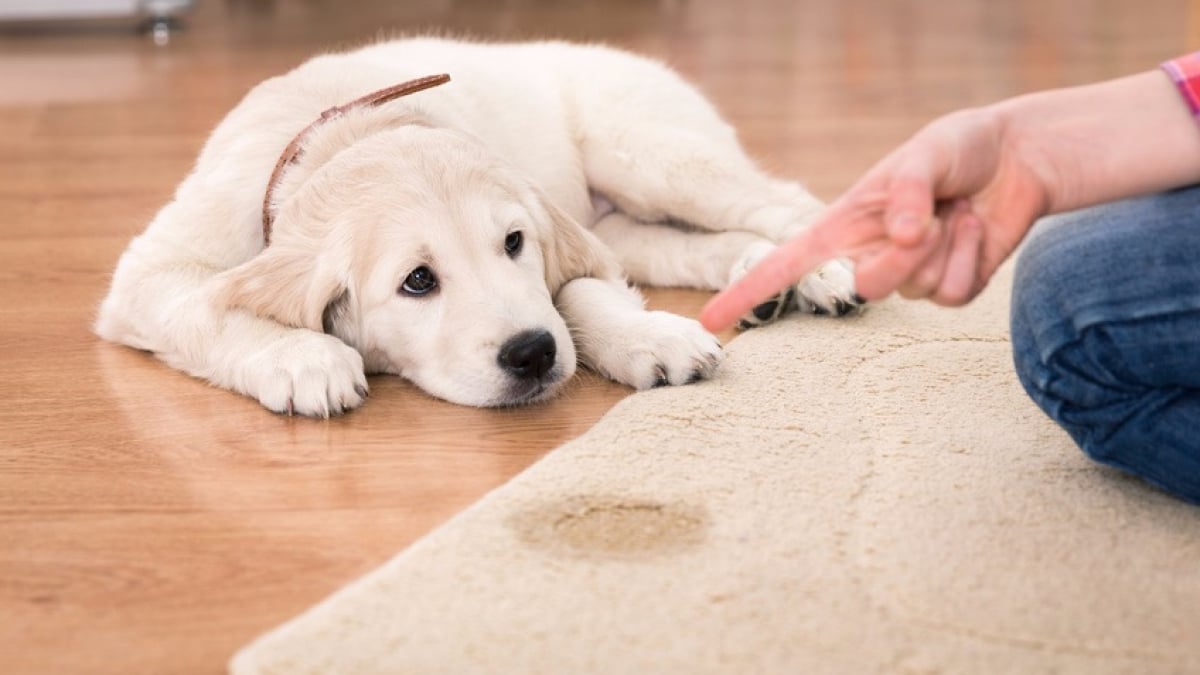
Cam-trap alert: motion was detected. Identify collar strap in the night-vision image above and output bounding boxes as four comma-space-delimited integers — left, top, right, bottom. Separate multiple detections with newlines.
261, 73, 451, 246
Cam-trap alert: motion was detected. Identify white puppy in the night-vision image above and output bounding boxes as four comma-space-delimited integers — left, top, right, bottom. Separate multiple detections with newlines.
95, 38, 860, 416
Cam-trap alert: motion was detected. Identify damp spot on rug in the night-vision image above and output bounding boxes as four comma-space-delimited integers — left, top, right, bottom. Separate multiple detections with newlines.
508, 495, 709, 559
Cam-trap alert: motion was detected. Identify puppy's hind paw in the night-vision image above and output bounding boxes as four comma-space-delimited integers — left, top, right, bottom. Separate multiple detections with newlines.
795, 258, 865, 317
736, 288, 795, 330
729, 241, 799, 330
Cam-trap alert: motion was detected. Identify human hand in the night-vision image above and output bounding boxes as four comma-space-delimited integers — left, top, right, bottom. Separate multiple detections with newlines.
700, 106, 1053, 332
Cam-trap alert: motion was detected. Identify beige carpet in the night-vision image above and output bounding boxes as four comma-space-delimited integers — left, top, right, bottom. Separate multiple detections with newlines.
231, 264, 1200, 675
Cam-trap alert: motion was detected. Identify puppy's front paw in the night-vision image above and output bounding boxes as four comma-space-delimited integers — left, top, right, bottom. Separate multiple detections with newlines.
601, 312, 724, 390
243, 332, 368, 417
795, 258, 865, 317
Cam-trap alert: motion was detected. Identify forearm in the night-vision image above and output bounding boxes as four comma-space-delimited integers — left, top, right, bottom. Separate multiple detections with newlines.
996, 68, 1200, 214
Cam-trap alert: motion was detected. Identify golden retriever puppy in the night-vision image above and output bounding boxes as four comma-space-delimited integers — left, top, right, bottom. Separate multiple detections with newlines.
96, 38, 860, 416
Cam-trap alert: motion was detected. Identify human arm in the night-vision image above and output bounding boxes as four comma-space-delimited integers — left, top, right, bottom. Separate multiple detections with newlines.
700, 64, 1200, 332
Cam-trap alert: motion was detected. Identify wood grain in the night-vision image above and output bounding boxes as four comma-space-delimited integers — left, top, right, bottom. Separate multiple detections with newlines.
0, 1, 1192, 673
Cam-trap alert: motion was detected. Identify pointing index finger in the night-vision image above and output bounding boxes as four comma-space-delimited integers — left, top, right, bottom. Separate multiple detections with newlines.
699, 194, 888, 332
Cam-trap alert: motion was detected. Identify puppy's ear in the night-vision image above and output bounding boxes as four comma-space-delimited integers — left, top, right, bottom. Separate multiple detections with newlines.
214, 244, 346, 333
536, 195, 623, 295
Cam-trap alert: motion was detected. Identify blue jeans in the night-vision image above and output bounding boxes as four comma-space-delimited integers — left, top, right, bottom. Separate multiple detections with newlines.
1010, 186, 1200, 504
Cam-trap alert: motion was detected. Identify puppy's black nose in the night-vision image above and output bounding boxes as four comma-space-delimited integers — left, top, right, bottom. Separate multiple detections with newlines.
498, 329, 557, 380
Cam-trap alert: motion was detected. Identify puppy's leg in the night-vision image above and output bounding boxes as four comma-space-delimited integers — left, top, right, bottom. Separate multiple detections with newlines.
555, 277, 723, 389
582, 123, 822, 241
96, 253, 368, 418
590, 210, 856, 328
582, 129, 861, 322
590, 211, 767, 290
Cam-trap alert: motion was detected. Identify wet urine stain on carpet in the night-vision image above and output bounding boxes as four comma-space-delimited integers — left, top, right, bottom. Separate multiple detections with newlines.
508, 495, 709, 559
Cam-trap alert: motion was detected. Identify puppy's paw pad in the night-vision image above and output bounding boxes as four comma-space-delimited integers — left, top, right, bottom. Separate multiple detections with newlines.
736, 287, 795, 330
730, 243, 795, 329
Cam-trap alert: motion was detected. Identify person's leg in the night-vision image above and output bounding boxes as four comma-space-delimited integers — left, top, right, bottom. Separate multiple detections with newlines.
1010, 185, 1200, 503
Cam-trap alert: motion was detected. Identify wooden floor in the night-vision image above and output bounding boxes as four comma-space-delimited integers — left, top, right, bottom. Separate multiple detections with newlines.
0, 1, 1193, 673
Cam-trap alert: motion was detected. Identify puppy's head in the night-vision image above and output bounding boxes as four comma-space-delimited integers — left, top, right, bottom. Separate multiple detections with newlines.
217, 126, 618, 407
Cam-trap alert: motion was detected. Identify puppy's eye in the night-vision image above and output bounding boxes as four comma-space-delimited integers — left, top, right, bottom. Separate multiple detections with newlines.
504, 231, 523, 258
400, 266, 438, 296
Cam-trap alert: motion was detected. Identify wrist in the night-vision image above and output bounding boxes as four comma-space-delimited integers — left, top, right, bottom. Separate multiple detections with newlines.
988, 95, 1065, 218
993, 70, 1200, 215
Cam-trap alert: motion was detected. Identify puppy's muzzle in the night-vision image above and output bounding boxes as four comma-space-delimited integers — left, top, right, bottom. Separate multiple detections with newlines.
497, 329, 557, 380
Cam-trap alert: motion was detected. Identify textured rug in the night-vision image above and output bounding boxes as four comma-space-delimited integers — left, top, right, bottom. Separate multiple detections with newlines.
231, 264, 1200, 675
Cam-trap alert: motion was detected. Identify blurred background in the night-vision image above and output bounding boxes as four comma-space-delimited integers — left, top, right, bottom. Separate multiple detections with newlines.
5, 0, 1196, 198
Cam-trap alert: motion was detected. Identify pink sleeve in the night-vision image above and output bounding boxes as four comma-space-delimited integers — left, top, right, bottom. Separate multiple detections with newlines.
1161, 52, 1200, 120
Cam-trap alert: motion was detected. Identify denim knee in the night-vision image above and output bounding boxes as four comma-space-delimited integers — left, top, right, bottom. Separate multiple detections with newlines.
1009, 191, 1200, 502
1010, 227, 1130, 463
1011, 303, 1147, 465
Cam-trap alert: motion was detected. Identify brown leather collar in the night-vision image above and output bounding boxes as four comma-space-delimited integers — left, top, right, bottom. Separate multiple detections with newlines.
261, 73, 451, 246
